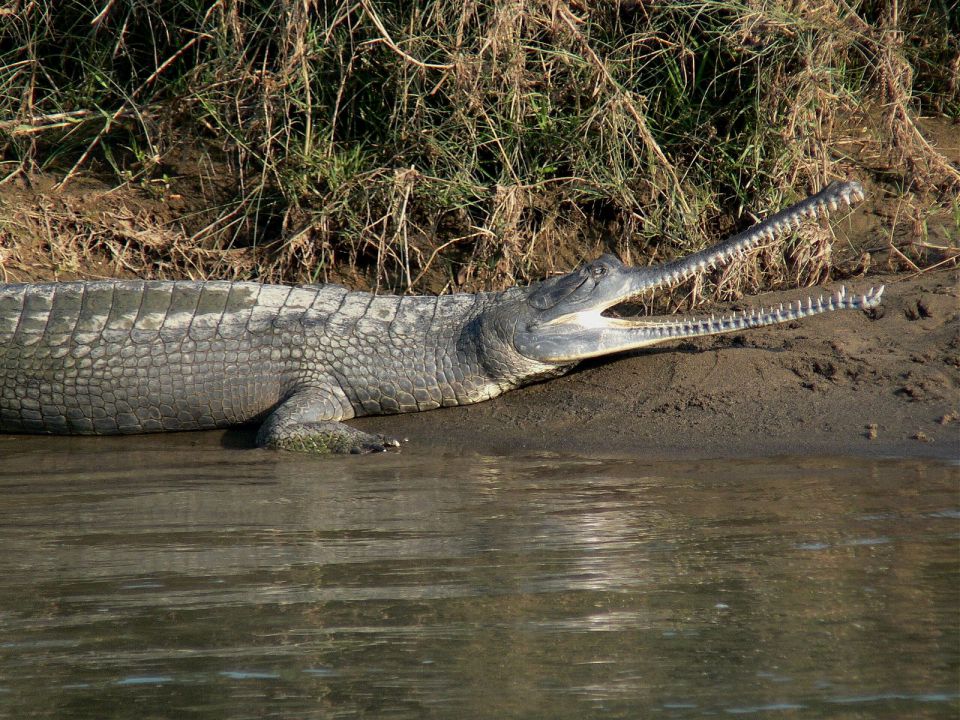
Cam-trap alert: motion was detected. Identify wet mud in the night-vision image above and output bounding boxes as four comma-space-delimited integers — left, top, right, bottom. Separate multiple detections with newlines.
355, 269, 958, 460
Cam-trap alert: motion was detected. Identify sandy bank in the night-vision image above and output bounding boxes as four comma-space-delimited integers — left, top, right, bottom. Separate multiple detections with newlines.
354, 269, 958, 460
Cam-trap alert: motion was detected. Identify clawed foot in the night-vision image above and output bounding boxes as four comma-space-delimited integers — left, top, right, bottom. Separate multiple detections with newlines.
258, 420, 401, 455
348, 433, 401, 454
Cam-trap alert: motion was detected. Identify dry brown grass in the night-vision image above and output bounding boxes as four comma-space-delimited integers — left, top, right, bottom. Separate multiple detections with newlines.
0, 0, 956, 300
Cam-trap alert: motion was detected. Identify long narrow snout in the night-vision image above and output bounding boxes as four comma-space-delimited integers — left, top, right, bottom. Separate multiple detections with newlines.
515, 181, 883, 364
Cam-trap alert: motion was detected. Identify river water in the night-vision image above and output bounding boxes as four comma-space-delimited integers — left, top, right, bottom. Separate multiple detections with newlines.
0, 434, 957, 719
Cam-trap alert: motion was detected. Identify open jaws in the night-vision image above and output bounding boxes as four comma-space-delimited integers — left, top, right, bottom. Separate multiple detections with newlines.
526, 180, 884, 363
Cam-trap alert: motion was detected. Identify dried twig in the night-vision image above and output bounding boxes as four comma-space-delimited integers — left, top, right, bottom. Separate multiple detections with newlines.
408, 230, 490, 290
360, 0, 453, 70
56, 34, 206, 189
0, 110, 95, 134
555, 4, 690, 214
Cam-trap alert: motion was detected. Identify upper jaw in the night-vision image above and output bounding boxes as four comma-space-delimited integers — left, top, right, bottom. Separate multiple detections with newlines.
621, 180, 864, 297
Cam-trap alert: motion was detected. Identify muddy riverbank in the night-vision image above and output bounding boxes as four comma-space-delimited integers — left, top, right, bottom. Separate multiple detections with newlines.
354, 269, 958, 460
1, 176, 956, 461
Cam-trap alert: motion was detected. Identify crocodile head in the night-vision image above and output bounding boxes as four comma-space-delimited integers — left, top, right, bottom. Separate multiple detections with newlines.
513, 181, 884, 364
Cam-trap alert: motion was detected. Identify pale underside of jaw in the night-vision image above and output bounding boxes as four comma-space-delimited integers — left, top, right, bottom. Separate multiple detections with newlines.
583, 284, 885, 341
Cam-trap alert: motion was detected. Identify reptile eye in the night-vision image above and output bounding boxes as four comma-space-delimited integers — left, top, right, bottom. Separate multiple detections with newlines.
592, 265, 607, 278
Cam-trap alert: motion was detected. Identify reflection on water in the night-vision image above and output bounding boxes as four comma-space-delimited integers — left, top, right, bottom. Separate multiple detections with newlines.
0, 434, 957, 719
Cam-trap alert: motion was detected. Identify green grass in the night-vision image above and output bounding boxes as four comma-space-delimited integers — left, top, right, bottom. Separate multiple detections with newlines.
0, 0, 956, 295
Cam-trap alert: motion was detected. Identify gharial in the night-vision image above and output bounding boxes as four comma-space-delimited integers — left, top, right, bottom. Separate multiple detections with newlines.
0, 181, 882, 453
